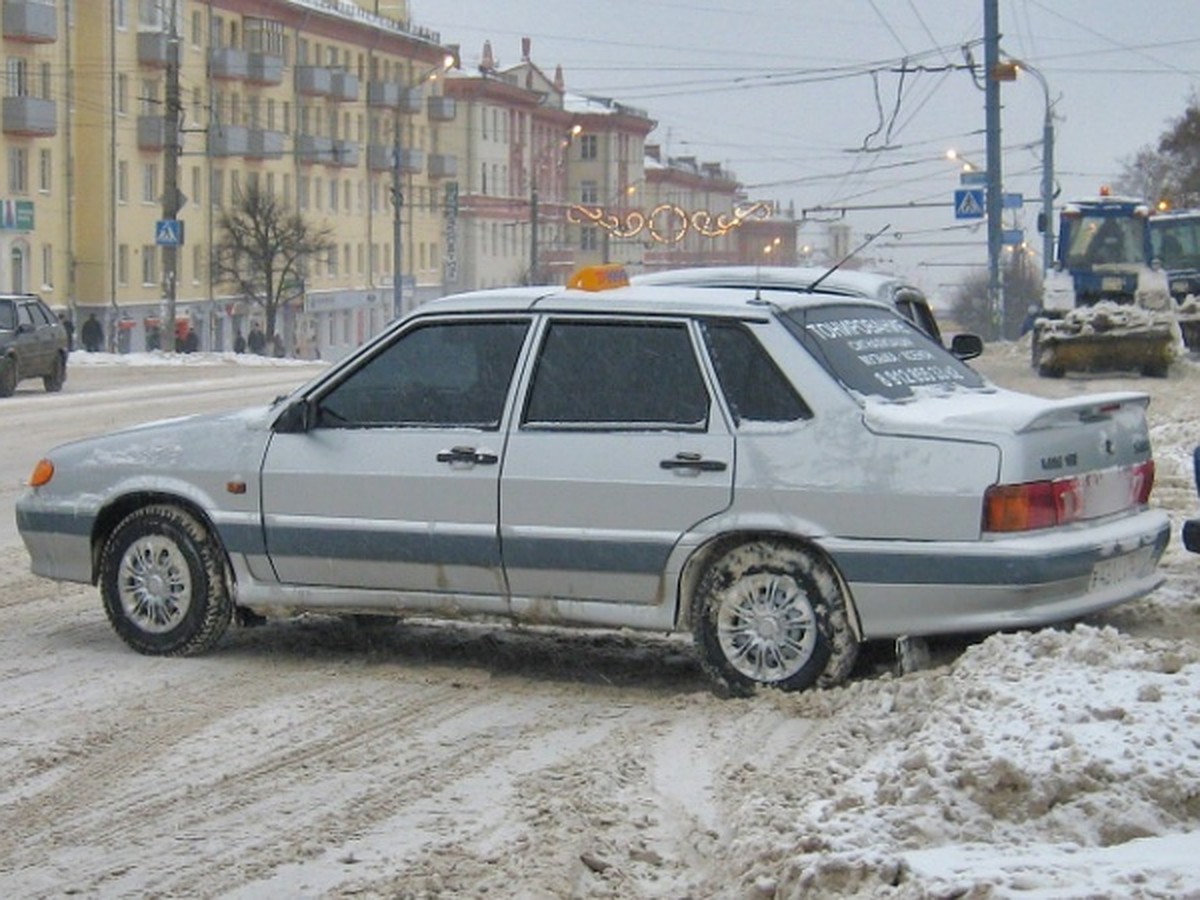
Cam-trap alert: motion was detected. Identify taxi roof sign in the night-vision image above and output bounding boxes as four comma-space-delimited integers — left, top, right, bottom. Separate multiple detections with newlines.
567, 264, 629, 292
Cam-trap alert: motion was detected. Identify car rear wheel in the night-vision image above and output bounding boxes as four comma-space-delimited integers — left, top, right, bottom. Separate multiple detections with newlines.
0, 356, 16, 397
43, 353, 66, 392
692, 539, 858, 696
99, 504, 233, 656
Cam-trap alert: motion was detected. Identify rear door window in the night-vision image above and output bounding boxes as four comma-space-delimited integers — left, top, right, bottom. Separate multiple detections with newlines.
523, 319, 709, 429
701, 320, 810, 424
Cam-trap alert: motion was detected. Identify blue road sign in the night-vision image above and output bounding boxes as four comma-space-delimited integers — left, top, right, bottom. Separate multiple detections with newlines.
959, 171, 987, 186
1002, 228, 1025, 245
155, 219, 184, 246
954, 189, 986, 220
1002, 192, 1024, 209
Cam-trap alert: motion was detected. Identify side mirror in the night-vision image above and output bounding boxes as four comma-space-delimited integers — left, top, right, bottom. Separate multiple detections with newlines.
273, 398, 314, 434
950, 332, 984, 361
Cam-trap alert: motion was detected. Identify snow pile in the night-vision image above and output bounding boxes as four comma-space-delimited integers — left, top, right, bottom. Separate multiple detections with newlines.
1038, 301, 1176, 337
719, 625, 1200, 897
67, 350, 327, 369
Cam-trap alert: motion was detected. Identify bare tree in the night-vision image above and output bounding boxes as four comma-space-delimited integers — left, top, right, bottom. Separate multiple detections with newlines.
951, 251, 1043, 340
214, 183, 335, 343
1117, 91, 1200, 208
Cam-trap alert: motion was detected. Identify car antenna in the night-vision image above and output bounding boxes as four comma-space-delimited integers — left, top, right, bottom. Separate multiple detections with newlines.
805, 223, 892, 292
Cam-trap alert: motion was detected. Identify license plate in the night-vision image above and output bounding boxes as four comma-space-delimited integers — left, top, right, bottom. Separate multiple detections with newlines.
1101, 276, 1125, 292
1090, 548, 1152, 590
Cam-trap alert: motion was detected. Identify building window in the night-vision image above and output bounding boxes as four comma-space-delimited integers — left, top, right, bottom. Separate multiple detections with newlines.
6, 58, 29, 97
8, 148, 27, 194
190, 11, 202, 47
192, 244, 202, 284
210, 168, 224, 208
141, 245, 158, 286
141, 163, 157, 203
116, 73, 128, 115
191, 166, 201, 207
580, 180, 598, 204
581, 226, 598, 251
117, 161, 128, 203
580, 134, 598, 160
297, 175, 309, 210
140, 78, 159, 116
37, 148, 49, 193
41, 243, 52, 289
115, 0, 127, 29
39, 62, 50, 100
138, 0, 162, 29
11, 245, 24, 293
117, 244, 128, 286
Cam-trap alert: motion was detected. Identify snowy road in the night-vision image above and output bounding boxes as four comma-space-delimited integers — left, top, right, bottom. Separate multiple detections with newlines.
1, 347, 1199, 898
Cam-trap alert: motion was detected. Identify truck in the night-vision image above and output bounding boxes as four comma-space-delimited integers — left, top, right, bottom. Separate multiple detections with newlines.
1147, 208, 1200, 348
1033, 193, 1177, 378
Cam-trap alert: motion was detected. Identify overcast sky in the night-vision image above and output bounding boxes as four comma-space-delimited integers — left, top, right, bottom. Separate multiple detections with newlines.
413, 1, 1200, 297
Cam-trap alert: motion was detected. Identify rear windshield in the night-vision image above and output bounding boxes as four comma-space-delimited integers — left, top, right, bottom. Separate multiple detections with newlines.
780, 304, 986, 400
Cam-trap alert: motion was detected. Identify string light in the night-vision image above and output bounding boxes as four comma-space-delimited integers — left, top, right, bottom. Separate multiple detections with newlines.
567, 201, 773, 244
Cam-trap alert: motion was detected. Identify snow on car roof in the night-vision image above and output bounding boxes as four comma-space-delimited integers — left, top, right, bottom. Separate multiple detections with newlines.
632, 265, 919, 303
414, 280, 892, 319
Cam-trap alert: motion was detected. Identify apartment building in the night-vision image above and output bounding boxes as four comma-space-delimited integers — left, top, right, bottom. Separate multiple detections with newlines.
3, 7, 795, 360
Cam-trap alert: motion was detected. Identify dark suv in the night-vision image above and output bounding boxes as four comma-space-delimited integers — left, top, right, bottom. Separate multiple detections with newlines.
0, 294, 69, 397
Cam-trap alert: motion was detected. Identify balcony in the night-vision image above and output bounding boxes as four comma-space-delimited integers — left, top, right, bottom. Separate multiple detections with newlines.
427, 96, 456, 122
331, 71, 359, 102
295, 134, 334, 165
247, 52, 284, 86
331, 140, 359, 167
208, 124, 248, 157
246, 128, 285, 159
3, 0, 57, 43
366, 81, 400, 108
209, 47, 248, 81
428, 153, 457, 179
137, 31, 170, 68
397, 147, 424, 174
2, 95, 54, 136
397, 87, 424, 115
295, 66, 332, 97
137, 115, 166, 151
366, 144, 423, 174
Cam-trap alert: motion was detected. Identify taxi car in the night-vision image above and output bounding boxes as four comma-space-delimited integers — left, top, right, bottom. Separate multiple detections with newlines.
16, 268, 1170, 695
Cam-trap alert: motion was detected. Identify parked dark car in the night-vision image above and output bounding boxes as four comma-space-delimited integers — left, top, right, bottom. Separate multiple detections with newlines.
0, 294, 69, 397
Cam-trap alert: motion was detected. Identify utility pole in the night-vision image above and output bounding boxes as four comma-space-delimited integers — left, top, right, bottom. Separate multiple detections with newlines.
391, 132, 404, 318
530, 178, 539, 284
161, 0, 182, 349
984, 0, 1003, 337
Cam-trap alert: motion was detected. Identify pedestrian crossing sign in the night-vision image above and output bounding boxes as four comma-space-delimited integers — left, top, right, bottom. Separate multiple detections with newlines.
954, 189, 985, 220
155, 219, 184, 246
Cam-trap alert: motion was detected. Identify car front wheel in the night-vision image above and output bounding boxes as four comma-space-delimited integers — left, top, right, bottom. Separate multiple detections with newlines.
692, 539, 858, 696
99, 504, 233, 656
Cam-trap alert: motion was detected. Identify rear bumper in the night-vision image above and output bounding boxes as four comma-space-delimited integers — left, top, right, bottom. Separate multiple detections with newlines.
822, 509, 1171, 640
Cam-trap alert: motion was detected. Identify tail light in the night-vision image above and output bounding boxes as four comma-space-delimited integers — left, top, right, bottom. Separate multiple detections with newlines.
983, 460, 1154, 532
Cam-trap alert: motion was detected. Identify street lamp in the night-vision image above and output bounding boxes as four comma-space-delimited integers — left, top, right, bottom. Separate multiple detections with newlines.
945, 148, 983, 173
530, 124, 581, 284
1007, 56, 1056, 275
392, 53, 454, 318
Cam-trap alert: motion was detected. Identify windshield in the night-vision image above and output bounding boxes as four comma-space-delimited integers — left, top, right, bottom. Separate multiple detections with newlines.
1065, 213, 1147, 268
780, 304, 986, 401
1150, 217, 1200, 271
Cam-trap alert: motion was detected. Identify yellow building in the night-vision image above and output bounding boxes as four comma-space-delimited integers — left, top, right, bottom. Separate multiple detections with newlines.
63, 0, 458, 359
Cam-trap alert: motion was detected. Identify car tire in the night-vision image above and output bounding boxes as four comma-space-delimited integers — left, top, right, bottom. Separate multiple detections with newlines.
0, 356, 16, 397
99, 504, 233, 656
43, 353, 66, 392
691, 539, 858, 696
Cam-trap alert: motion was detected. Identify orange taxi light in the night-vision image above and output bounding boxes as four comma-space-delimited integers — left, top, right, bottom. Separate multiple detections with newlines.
567, 264, 630, 292
29, 458, 54, 488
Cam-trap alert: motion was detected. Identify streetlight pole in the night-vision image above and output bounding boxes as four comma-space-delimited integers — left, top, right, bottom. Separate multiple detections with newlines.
1009, 56, 1055, 274
391, 55, 454, 319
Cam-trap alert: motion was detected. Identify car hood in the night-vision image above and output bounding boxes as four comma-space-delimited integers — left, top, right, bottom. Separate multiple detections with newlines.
46, 404, 277, 470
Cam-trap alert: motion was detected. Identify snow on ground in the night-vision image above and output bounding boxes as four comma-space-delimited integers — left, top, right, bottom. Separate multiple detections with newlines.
1, 342, 1199, 898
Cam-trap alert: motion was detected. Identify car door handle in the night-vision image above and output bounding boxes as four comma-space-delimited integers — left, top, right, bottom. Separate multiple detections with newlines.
437, 445, 499, 465
660, 452, 728, 472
